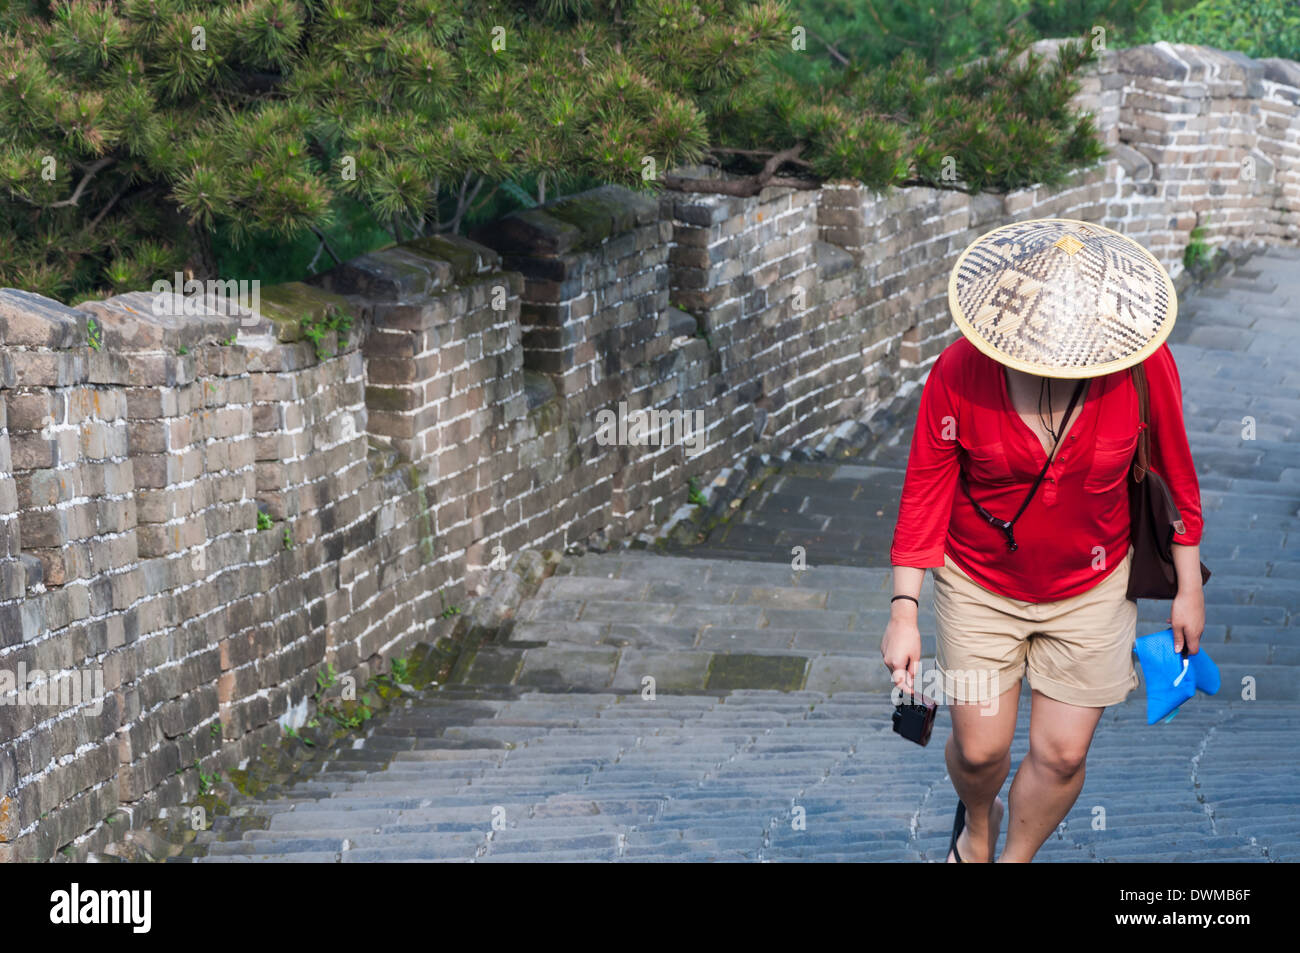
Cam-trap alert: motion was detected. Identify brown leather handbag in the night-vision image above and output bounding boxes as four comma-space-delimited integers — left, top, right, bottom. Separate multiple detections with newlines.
1126, 364, 1211, 600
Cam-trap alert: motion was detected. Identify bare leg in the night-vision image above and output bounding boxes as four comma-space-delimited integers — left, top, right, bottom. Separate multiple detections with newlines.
945, 679, 1020, 862
998, 689, 1104, 862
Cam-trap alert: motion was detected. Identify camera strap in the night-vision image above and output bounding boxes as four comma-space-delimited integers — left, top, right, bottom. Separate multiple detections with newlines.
959, 378, 1085, 552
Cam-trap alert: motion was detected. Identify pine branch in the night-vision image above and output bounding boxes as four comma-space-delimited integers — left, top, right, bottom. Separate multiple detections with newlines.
445, 170, 483, 234
0, 1, 1105, 302
662, 144, 819, 196
709, 146, 815, 169
464, 180, 499, 222
309, 225, 342, 266
34, 156, 115, 209
808, 29, 851, 67
83, 176, 133, 233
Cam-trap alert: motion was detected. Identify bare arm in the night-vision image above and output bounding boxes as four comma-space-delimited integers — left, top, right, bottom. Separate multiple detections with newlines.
885, 348, 961, 696
892, 565, 925, 603
1170, 543, 1205, 654
881, 566, 927, 695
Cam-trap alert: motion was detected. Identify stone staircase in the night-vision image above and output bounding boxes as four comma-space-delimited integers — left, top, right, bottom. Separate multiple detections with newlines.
94, 247, 1300, 863
165, 682, 1300, 862
117, 530, 1299, 863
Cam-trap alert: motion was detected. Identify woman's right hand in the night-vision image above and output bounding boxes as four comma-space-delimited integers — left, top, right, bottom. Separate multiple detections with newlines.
881, 608, 923, 697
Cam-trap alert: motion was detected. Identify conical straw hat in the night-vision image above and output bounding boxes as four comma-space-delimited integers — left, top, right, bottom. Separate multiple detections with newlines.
947, 218, 1177, 378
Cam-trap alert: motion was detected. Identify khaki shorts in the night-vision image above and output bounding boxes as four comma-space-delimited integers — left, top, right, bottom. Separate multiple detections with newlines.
932, 546, 1139, 708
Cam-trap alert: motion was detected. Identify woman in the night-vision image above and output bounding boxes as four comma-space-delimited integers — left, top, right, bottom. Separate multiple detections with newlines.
881, 219, 1205, 863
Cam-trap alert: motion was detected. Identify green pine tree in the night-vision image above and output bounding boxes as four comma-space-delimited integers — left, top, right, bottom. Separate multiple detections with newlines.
1, 1, 1105, 302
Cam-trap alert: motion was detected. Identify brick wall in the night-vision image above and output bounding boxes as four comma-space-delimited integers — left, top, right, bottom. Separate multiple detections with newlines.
1, 43, 1297, 861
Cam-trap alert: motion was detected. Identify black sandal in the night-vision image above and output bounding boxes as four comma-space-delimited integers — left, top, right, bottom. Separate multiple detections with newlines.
947, 801, 967, 863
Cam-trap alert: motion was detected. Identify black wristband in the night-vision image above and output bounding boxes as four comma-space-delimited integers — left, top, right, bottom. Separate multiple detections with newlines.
891, 595, 920, 606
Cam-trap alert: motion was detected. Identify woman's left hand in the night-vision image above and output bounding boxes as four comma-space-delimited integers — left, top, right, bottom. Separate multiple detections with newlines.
1169, 543, 1206, 654
1170, 586, 1205, 655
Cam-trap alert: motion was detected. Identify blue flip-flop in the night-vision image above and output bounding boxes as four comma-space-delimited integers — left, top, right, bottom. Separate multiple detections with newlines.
1187, 644, 1221, 696
1134, 627, 1216, 725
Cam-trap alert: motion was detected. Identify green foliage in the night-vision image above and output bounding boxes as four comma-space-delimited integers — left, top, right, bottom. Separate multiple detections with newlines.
390, 656, 411, 683
256, 510, 272, 531
314, 663, 337, 698
725, 30, 1107, 194
210, 193, 393, 284
783, 1, 1162, 79
1, 1, 1112, 300
301, 305, 354, 361
282, 525, 294, 550
310, 662, 375, 730
1025, 0, 1164, 47
86, 315, 101, 350
194, 760, 220, 796
688, 476, 707, 506
1183, 223, 1208, 271
1182, 218, 1219, 277
0, 0, 754, 300
320, 695, 373, 730
785, 0, 1027, 76
1135, 0, 1300, 59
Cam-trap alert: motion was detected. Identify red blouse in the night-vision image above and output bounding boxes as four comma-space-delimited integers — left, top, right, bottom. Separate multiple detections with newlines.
889, 337, 1203, 602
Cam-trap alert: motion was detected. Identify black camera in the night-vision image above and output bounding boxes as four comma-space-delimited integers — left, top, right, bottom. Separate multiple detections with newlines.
892, 694, 937, 746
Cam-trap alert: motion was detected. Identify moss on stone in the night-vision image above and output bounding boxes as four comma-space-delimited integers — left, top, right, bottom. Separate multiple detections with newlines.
542, 185, 655, 250
706, 654, 807, 692
527, 392, 565, 434
402, 235, 492, 281
544, 192, 626, 247
259, 282, 354, 343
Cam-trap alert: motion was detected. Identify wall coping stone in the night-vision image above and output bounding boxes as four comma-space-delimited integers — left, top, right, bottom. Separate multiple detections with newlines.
469, 206, 584, 256
1259, 57, 1300, 97
311, 244, 452, 301
400, 233, 502, 280
470, 183, 658, 256
77, 291, 240, 352
255, 281, 358, 344
0, 289, 86, 350
1116, 44, 1196, 81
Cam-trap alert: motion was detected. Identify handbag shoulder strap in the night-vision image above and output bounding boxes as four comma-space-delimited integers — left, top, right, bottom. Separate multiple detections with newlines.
1130, 363, 1150, 483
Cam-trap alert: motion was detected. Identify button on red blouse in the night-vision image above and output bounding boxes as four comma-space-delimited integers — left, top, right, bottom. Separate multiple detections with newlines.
889, 337, 1203, 602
